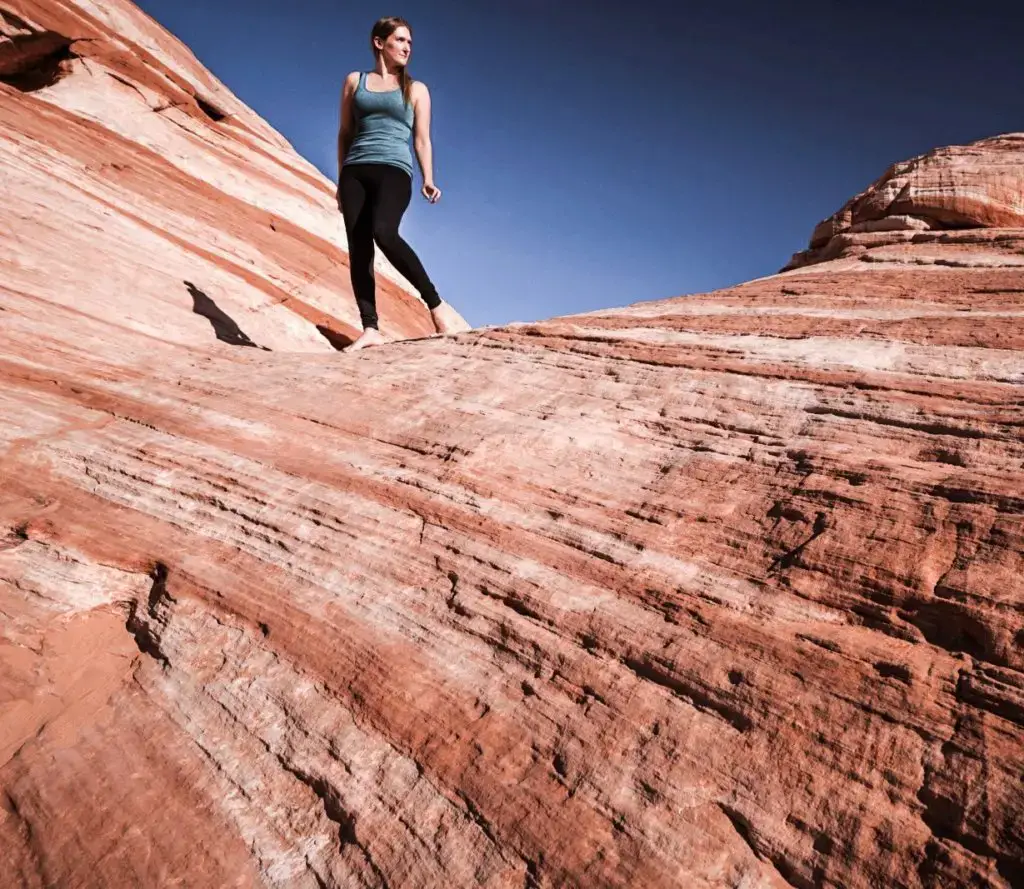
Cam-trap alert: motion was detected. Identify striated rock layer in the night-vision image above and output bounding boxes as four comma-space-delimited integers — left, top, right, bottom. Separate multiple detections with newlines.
1, 7, 1023, 889
0, 0, 447, 352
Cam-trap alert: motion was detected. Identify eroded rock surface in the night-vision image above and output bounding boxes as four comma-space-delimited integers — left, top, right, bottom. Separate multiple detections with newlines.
1, 4, 1022, 888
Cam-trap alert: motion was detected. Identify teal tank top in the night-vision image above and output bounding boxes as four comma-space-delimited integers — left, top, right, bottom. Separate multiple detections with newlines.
343, 72, 415, 177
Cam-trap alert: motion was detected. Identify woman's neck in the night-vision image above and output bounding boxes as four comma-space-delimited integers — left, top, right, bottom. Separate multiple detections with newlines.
373, 58, 401, 80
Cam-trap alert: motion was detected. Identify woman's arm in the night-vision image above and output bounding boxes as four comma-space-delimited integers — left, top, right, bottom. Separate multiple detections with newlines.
337, 71, 359, 173
412, 82, 440, 202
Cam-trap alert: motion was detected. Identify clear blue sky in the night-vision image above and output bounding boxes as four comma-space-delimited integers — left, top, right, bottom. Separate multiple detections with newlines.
135, 0, 1024, 327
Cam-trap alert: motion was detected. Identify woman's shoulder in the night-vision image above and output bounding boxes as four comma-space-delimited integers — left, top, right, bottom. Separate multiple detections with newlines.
344, 70, 362, 89
410, 79, 430, 98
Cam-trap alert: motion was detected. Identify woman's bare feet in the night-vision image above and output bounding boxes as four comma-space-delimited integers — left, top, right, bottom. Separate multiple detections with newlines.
430, 301, 471, 335
343, 327, 387, 352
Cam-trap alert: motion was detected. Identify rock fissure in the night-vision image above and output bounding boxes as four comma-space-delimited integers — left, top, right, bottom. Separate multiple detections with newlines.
276, 760, 360, 849
717, 803, 812, 889
620, 655, 753, 733
124, 564, 175, 666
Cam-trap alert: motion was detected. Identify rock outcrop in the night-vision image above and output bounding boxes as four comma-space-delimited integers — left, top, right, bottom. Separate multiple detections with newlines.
1, 3, 1022, 888
786, 134, 1024, 271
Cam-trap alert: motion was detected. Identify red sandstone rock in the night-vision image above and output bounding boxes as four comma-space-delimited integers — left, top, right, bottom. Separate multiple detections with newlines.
788, 134, 1024, 270
1, 2, 1022, 888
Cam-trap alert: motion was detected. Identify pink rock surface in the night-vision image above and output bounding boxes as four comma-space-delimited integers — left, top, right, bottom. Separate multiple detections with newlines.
1, 3, 1023, 888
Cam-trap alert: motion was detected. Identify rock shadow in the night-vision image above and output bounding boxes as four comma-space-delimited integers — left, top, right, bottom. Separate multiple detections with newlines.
185, 281, 269, 350
0, 32, 76, 93
315, 324, 355, 351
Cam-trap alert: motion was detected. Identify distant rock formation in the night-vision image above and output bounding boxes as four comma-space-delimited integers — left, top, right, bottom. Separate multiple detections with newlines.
786, 133, 1024, 271
1, 2, 1021, 887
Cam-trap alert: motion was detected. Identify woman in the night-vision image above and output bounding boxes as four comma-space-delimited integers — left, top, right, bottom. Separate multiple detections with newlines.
337, 16, 469, 351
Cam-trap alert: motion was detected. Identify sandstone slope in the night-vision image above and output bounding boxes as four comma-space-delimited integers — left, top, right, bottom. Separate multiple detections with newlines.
2, 7, 1023, 888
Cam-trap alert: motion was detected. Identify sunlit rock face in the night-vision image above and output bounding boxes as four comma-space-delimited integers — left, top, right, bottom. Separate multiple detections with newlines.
1, 3, 1022, 887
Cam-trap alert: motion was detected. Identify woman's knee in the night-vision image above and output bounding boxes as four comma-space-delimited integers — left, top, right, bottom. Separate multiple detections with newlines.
372, 224, 401, 250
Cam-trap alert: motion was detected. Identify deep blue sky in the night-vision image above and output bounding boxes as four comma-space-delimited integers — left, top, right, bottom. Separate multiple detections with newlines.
135, 0, 1024, 327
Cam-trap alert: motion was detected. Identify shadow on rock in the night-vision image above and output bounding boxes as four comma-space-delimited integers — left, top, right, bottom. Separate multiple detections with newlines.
0, 31, 76, 93
185, 281, 269, 350
315, 324, 355, 351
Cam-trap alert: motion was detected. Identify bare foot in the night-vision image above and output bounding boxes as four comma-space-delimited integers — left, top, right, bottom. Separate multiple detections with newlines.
342, 327, 387, 352
430, 301, 472, 335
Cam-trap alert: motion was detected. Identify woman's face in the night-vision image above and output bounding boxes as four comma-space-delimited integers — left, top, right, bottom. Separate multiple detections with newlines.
377, 26, 412, 67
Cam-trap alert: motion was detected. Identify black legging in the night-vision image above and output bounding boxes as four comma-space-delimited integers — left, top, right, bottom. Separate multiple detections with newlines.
339, 163, 442, 329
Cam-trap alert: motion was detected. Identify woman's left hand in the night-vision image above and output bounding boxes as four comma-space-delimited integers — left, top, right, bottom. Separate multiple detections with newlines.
422, 182, 442, 204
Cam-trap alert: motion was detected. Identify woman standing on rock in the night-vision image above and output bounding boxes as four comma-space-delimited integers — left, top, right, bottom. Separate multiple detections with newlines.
337, 16, 469, 351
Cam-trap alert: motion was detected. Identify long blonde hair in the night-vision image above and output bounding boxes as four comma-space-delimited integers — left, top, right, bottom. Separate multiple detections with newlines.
371, 16, 413, 105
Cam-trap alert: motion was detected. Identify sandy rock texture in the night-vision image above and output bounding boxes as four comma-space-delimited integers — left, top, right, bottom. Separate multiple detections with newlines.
1, 4, 1023, 889
0, 0, 443, 352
